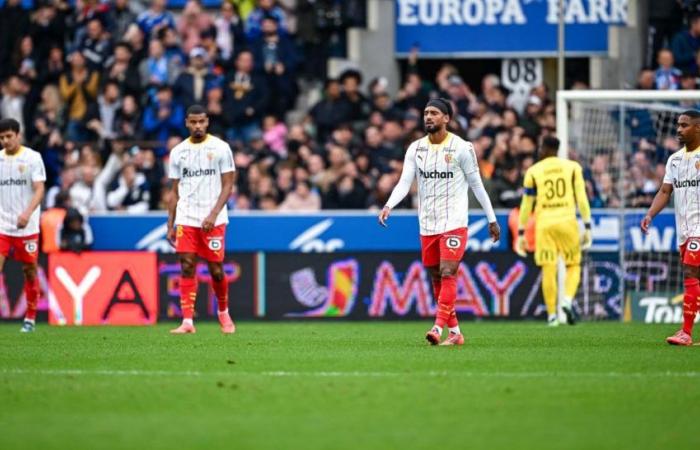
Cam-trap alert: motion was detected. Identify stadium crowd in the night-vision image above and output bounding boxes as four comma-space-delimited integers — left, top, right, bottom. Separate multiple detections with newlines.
1, 0, 699, 224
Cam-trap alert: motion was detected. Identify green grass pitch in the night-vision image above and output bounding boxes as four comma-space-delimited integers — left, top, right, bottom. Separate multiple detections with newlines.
1, 322, 699, 450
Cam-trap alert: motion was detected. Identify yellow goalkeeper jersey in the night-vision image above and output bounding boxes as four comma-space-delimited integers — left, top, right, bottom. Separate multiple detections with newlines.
519, 156, 591, 227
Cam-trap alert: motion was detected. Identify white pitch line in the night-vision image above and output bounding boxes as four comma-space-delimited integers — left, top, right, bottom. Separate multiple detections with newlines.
2, 368, 700, 379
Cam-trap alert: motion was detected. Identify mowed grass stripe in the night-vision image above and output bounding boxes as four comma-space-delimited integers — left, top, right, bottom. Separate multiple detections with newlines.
3, 368, 700, 378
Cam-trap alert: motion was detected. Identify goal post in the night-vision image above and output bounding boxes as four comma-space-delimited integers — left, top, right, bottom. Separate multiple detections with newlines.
556, 90, 700, 322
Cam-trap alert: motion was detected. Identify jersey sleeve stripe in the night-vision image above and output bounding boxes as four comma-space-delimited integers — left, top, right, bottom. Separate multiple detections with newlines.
524, 187, 536, 195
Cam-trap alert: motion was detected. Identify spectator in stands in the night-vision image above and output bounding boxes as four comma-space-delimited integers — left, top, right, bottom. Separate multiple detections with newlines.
518, 95, 543, 137
0, 0, 30, 79
136, 0, 175, 38
309, 78, 350, 144
139, 39, 178, 98
123, 23, 148, 63
251, 15, 298, 116
636, 67, 656, 89
174, 47, 217, 109
671, 13, 700, 72
60, 207, 93, 253
59, 51, 100, 141
142, 86, 185, 156
109, 0, 138, 40
38, 45, 66, 88
648, 0, 684, 68
325, 168, 368, 209
262, 114, 288, 157
85, 80, 122, 141
12, 36, 38, 85
104, 43, 142, 98
339, 69, 370, 123
29, 2, 65, 64
246, 0, 287, 41
381, 119, 405, 160
0, 75, 29, 134
215, 1, 246, 63
71, 0, 110, 54
106, 162, 151, 212
363, 125, 394, 174
79, 18, 113, 71
396, 72, 432, 112
223, 50, 268, 143
591, 172, 621, 208
628, 151, 659, 207
273, 164, 293, 202
371, 91, 404, 122
47, 168, 76, 209
655, 49, 682, 89
490, 159, 523, 209
444, 75, 475, 119
115, 94, 142, 140
159, 26, 187, 74
131, 146, 165, 210
278, 179, 321, 211
32, 84, 64, 165
70, 165, 101, 215
177, 0, 214, 54
205, 86, 226, 136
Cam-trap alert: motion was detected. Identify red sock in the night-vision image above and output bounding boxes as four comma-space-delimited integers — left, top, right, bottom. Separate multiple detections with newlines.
211, 278, 229, 312
180, 277, 197, 320
24, 278, 39, 321
447, 310, 459, 328
683, 278, 700, 335
436, 275, 456, 328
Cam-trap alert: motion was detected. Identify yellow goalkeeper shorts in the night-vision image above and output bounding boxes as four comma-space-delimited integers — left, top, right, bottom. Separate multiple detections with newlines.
534, 218, 581, 266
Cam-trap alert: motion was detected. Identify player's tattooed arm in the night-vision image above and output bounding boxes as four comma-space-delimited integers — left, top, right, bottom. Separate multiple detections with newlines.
641, 183, 673, 234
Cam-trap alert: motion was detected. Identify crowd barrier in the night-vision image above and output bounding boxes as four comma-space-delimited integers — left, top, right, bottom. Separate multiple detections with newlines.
0, 210, 680, 324
87, 209, 678, 253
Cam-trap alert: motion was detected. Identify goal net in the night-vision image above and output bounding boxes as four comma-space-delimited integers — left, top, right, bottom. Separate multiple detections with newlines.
556, 90, 700, 323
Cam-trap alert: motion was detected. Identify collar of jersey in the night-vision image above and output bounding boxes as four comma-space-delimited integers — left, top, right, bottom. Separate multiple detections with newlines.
683, 144, 700, 156
2, 146, 25, 158
427, 132, 451, 149
187, 134, 211, 145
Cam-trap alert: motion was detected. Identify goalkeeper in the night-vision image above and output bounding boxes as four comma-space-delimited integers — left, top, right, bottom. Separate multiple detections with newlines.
516, 137, 592, 326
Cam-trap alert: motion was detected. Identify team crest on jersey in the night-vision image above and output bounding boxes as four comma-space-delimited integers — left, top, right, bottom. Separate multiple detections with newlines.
24, 240, 37, 254
695, 160, 700, 170
207, 151, 214, 161
444, 154, 452, 163
18, 164, 26, 173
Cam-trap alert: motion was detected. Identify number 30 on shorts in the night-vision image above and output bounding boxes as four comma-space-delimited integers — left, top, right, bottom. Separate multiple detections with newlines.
446, 236, 461, 249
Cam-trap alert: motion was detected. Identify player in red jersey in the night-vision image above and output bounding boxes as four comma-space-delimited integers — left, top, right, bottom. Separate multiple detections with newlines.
642, 110, 700, 345
0, 118, 46, 332
167, 105, 236, 334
